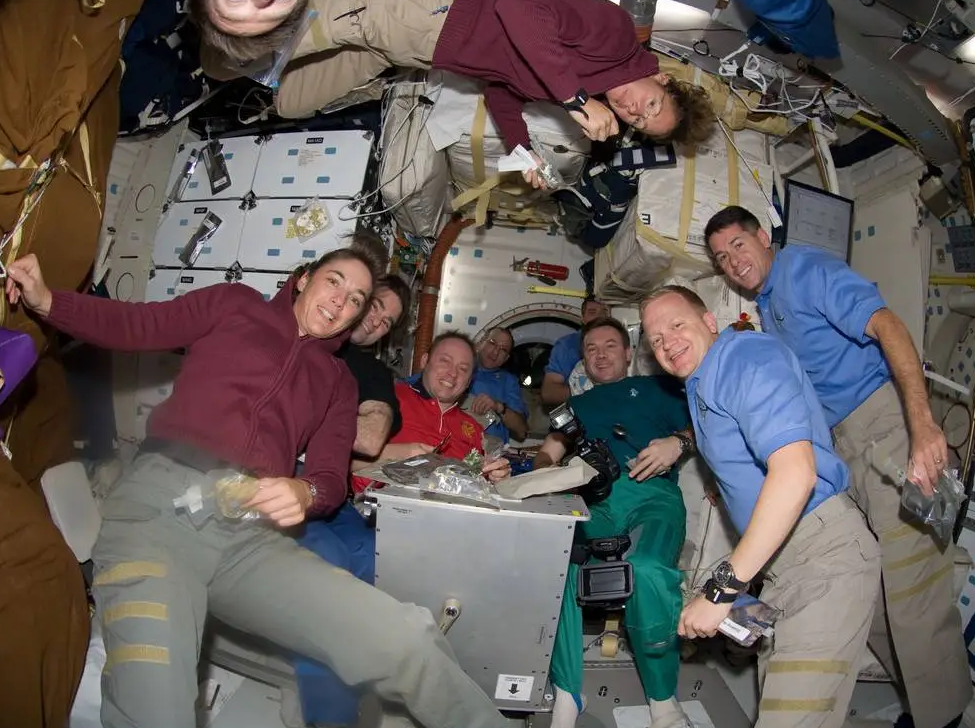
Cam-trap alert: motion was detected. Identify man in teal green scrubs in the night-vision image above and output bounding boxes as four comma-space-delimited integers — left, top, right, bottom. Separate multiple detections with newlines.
534, 316, 694, 728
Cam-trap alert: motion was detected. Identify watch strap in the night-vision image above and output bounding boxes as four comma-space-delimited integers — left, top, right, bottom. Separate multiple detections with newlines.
561, 89, 590, 120
703, 578, 739, 605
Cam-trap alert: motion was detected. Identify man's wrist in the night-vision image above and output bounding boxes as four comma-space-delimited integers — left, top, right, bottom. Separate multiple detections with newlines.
297, 479, 316, 511
496, 401, 507, 416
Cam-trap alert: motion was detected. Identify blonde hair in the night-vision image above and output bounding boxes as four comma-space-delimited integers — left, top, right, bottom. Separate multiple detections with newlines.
639, 285, 708, 314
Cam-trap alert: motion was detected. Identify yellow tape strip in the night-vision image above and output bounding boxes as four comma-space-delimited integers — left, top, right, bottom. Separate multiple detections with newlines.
94, 561, 169, 587
105, 645, 170, 670
879, 522, 925, 545
886, 545, 940, 571
726, 134, 740, 206
760, 698, 835, 713
676, 150, 696, 248
472, 96, 488, 186
102, 602, 169, 625
310, 16, 328, 48
888, 562, 953, 604
766, 660, 850, 675
635, 217, 714, 273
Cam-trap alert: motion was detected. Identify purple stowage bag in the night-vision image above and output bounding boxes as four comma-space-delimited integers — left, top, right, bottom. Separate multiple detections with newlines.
0, 328, 38, 406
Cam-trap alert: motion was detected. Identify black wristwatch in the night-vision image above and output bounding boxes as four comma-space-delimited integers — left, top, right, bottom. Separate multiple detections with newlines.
703, 578, 739, 604
712, 560, 749, 592
673, 431, 693, 457
561, 88, 590, 120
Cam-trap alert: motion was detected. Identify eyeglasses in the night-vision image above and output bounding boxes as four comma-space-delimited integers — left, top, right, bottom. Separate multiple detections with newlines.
486, 337, 512, 356
633, 93, 664, 129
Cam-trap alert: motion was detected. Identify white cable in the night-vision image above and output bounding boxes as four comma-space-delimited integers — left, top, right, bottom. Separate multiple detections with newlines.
716, 119, 775, 209
947, 85, 975, 109
890, 0, 942, 61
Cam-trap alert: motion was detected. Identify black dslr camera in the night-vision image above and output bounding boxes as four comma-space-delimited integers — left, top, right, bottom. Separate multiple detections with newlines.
549, 402, 621, 505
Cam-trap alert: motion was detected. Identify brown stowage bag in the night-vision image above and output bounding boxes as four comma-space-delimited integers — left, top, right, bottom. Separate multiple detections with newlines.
0, 0, 144, 725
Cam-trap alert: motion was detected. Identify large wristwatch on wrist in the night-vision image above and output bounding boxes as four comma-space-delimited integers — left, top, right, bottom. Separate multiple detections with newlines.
673, 431, 694, 457
561, 88, 590, 120
712, 560, 748, 591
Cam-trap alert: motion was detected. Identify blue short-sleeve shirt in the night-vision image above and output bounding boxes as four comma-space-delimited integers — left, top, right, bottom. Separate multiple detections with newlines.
545, 331, 582, 380
469, 366, 528, 442
756, 244, 890, 427
687, 329, 849, 534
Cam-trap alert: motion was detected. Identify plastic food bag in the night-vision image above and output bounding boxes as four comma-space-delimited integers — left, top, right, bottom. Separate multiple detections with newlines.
419, 464, 501, 508
226, 9, 318, 89
290, 198, 331, 242
381, 453, 455, 485
172, 468, 261, 529
901, 469, 965, 546
718, 594, 782, 647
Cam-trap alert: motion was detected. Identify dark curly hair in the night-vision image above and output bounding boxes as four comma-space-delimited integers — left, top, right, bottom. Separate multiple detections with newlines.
662, 78, 716, 147
186, 0, 310, 66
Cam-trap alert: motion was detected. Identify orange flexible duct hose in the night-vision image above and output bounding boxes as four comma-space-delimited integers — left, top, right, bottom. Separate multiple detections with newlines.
411, 216, 474, 373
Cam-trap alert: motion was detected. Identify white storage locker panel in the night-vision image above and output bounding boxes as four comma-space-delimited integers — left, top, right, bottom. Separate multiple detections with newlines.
239, 270, 292, 302
136, 351, 183, 408
165, 136, 261, 202
153, 200, 246, 268
237, 197, 354, 271
145, 268, 229, 303
250, 130, 373, 198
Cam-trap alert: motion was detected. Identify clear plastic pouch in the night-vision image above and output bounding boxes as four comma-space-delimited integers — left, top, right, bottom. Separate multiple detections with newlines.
290, 197, 331, 242
718, 594, 782, 647
172, 468, 262, 529
901, 469, 965, 546
226, 9, 318, 89
419, 464, 501, 508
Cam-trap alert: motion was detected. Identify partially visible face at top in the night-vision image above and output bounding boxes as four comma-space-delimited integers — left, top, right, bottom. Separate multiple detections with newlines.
477, 328, 514, 370
293, 257, 372, 339
605, 74, 678, 138
421, 338, 476, 406
204, 0, 303, 37
350, 287, 404, 347
581, 299, 610, 324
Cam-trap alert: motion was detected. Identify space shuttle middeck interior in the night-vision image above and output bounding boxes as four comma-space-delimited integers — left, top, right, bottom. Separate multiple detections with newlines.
46, 0, 975, 725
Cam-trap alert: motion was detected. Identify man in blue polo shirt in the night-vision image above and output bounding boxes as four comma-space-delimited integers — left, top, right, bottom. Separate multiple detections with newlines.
706, 205, 970, 728
641, 285, 881, 728
542, 296, 610, 406
468, 327, 529, 443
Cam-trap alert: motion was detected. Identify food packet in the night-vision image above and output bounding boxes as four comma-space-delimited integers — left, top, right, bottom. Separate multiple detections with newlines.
290, 197, 331, 242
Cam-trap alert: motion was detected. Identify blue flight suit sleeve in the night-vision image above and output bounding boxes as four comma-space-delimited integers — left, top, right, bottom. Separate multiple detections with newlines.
715, 337, 816, 464
807, 252, 887, 343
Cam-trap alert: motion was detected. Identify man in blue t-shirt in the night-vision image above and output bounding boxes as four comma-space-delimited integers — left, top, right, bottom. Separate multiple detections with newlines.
642, 285, 881, 728
706, 205, 970, 728
468, 327, 529, 443
541, 295, 609, 407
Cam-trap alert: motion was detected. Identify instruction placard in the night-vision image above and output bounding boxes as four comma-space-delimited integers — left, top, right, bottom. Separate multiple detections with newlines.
494, 674, 534, 701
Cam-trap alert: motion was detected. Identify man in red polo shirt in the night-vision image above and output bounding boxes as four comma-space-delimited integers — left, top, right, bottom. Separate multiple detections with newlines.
353, 331, 511, 493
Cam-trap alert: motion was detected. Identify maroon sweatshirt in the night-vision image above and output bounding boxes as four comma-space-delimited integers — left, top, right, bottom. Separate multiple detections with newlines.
432, 0, 659, 150
46, 280, 357, 516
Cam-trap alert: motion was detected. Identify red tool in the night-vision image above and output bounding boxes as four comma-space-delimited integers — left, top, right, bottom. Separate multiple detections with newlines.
511, 257, 570, 286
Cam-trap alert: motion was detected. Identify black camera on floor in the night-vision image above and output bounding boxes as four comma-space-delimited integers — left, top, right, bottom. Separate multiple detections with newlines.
549, 403, 621, 505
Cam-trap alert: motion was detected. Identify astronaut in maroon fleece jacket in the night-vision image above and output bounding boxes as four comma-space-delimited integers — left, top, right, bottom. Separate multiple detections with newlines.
5, 251, 513, 728
190, 0, 715, 182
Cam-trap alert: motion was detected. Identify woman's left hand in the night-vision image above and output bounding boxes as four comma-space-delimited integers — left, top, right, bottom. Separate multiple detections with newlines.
245, 477, 313, 527
482, 456, 512, 483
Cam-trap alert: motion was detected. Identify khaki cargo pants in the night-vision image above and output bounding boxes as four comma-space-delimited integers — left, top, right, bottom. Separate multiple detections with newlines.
92, 453, 508, 728
756, 494, 881, 728
275, 0, 451, 118
834, 382, 972, 728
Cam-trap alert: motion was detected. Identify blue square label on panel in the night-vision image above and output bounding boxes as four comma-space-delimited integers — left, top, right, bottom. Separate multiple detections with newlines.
272, 217, 283, 226
179, 219, 189, 226
174, 247, 181, 254
202, 246, 212, 254
867, 225, 876, 237
267, 248, 281, 257
110, 183, 118, 194
316, 176, 330, 184
264, 294, 271, 301
473, 249, 483, 258
282, 176, 295, 184
224, 152, 234, 160
449, 247, 459, 256
188, 181, 199, 188
302, 250, 316, 258
854, 230, 861, 241
325, 147, 337, 155
444, 313, 453, 323
467, 316, 477, 325
288, 149, 299, 156
167, 288, 176, 296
